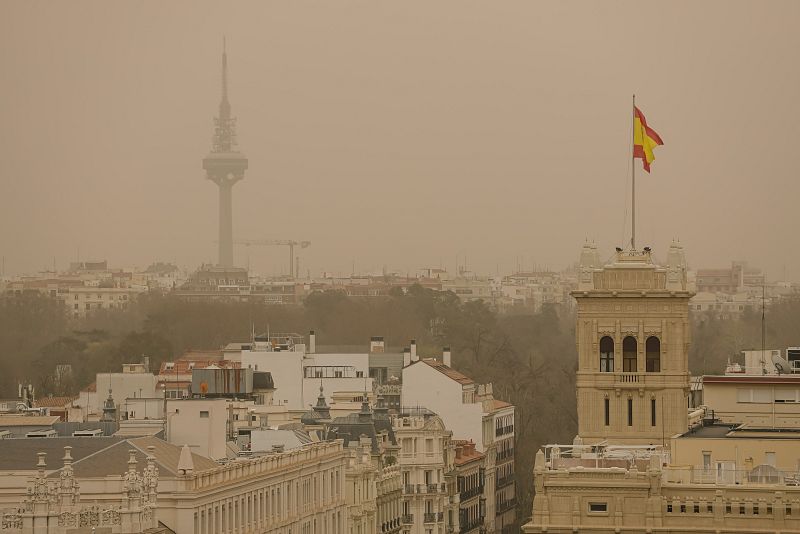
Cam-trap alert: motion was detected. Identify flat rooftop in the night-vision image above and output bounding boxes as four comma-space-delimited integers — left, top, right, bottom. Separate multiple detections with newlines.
680, 423, 800, 439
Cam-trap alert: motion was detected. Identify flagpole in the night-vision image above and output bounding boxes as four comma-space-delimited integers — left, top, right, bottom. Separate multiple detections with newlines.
631, 94, 636, 250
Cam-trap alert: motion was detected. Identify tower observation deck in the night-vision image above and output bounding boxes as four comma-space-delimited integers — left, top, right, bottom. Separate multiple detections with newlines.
203, 39, 248, 268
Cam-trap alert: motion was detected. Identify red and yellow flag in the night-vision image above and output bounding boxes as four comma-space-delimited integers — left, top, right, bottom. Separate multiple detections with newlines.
633, 106, 664, 173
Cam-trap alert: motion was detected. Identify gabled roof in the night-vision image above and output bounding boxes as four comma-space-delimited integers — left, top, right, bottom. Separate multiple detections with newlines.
0, 435, 219, 478
489, 399, 513, 412
34, 396, 77, 408
0, 437, 126, 471
416, 359, 474, 385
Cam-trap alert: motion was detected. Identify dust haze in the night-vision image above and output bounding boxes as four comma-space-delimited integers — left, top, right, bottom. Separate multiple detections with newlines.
2, 1, 798, 279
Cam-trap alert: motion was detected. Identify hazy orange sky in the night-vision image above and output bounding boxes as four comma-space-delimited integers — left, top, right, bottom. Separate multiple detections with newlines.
2, 1, 799, 279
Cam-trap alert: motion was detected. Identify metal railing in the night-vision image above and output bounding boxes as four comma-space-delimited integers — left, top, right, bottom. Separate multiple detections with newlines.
460, 516, 484, 533
496, 498, 517, 514
664, 465, 800, 486
401, 514, 414, 524
460, 485, 483, 500
496, 448, 514, 461
495, 425, 514, 437
496, 474, 515, 488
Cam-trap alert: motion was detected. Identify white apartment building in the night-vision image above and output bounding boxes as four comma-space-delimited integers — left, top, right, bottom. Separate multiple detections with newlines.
229, 333, 375, 411
65, 286, 143, 316
402, 354, 517, 533
166, 398, 256, 460
95, 363, 158, 416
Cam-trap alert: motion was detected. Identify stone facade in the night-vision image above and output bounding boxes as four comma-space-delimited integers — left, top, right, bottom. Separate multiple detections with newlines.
393, 410, 458, 534
574, 243, 692, 445
523, 444, 800, 534
0, 446, 158, 534
160, 441, 349, 534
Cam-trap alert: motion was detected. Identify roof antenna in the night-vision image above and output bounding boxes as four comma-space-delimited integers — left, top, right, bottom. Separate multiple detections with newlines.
761, 284, 766, 375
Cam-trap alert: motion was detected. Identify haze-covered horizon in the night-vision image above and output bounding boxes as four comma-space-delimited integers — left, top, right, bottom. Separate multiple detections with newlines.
2, 1, 799, 280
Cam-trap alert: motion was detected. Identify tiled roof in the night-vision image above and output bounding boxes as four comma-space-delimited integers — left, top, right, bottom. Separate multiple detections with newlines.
0, 415, 61, 427
34, 396, 77, 408
491, 399, 512, 410
418, 359, 474, 385
0, 437, 126, 471
128, 436, 218, 474
0, 436, 220, 478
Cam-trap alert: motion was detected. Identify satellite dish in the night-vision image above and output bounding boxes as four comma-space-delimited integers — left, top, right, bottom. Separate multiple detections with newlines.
772, 353, 792, 375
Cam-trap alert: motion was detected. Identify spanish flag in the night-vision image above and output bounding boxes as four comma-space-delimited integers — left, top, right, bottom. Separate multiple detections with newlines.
633, 106, 664, 173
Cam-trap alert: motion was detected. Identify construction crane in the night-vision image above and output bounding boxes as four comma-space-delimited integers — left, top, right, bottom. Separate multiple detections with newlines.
231, 239, 311, 279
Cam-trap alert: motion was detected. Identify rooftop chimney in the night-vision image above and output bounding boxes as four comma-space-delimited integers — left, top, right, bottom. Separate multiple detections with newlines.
309, 330, 316, 354
442, 347, 451, 367
410, 340, 418, 362
403, 347, 411, 367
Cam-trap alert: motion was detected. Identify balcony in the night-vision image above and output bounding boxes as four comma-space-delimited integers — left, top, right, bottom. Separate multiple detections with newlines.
426, 482, 447, 493
460, 516, 484, 533
496, 448, 514, 462
496, 498, 517, 514
403, 484, 416, 494
423, 512, 437, 523
616, 372, 642, 384
495, 425, 514, 437
460, 485, 483, 501
496, 474, 515, 488
401, 514, 414, 525
381, 518, 402, 533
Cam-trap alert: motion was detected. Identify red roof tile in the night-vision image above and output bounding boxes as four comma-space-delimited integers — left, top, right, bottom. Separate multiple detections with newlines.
419, 359, 474, 385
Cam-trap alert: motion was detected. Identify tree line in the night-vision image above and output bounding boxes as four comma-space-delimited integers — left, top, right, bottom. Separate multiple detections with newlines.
1, 289, 798, 527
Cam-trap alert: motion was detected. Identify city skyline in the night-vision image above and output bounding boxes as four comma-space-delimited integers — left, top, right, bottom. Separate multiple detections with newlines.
2, 1, 799, 280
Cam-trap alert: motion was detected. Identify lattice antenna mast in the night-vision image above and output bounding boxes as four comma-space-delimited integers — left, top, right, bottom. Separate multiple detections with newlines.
212, 36, 237, 153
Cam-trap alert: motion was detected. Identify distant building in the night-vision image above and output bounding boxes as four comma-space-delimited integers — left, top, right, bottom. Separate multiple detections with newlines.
695, 261, 766, 294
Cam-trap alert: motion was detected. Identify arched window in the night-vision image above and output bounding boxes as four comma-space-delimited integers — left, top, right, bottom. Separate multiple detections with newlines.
623, 336, 637, 372
599, 336, 614, 372
646, 336, 661, 372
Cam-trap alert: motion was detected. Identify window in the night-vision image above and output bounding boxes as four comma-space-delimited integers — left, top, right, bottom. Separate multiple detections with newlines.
645, 337, 661, 372
200, 411, 209, 418
651, 398, 656, 427
356, 371, 363, 378
627, 398, 633, 426
739, 387, 775, 403
623, 336, 637, 372
599, 337, 614, 372
702, 451, 711, 471
588, 502, 608, 513
604, 398, 610, 426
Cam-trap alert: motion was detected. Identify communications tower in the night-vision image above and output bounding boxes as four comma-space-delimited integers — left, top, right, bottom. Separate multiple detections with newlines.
203, 39, 248, 267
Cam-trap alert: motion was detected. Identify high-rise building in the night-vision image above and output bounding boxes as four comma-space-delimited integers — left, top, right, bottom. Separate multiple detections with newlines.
574, 241, 692, 444
202, 40, 248, 268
